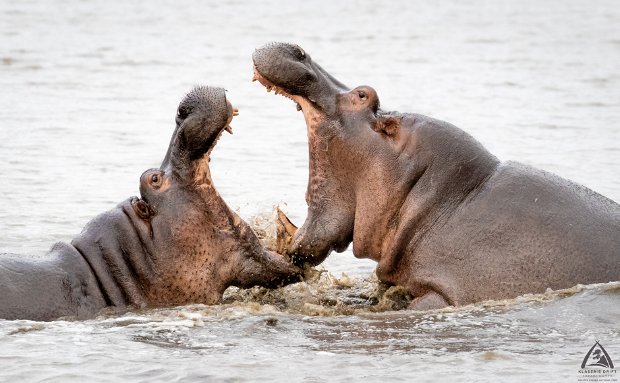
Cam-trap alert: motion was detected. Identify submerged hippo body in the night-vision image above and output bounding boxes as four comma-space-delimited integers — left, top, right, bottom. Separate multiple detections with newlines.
253, 42, 620, 310
0, 86, 301, 321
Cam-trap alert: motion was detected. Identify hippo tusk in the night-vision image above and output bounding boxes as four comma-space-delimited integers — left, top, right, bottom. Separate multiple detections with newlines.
275, 207, 298, 255
225, 126, 233, 134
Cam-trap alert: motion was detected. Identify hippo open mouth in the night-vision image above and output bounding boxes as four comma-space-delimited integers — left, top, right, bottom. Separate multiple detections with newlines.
252, 43, 360, 265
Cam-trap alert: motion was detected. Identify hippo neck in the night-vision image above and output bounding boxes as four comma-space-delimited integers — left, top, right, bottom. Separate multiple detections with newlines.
370, 113, 500, 283
183, 158, 263, 257
197, 182, 268, 269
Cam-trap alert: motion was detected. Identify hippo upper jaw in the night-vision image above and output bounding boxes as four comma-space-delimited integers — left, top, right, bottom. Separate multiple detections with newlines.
252, 42, 348, 118
161, 86, 236, 177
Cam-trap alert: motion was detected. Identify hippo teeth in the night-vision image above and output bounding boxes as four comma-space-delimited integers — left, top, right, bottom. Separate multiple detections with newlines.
270, 85, 294, 101
225, 126, 233, 134
253, 66, 300, 108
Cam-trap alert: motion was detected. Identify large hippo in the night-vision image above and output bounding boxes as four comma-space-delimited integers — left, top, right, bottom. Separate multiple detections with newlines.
252, 42, 620, 310
0, 85, 302, 321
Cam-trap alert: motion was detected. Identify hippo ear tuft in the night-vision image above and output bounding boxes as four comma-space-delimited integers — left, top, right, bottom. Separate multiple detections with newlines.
374, 116, 400, 136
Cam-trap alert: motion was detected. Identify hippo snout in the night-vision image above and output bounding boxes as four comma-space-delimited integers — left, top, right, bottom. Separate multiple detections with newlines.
253, 42, 306, 67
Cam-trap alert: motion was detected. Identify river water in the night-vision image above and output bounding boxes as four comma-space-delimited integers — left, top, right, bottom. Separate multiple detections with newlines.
1, 0, 619, 382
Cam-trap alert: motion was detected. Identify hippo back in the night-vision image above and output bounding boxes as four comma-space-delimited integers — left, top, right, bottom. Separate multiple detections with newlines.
409, 161, 620, 305
0, 242, 106, 321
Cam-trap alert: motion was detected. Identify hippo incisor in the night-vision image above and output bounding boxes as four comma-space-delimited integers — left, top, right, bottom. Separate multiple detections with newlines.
0, 86, 302, 321
252, 42, 620, 310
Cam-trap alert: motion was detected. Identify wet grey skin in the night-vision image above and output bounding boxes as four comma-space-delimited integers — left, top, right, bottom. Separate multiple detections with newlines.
0, 86, 302, 321
253, 42, 620, 310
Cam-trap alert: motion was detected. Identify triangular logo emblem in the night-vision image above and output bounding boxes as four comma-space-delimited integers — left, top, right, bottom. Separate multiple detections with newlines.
582, 341, 615, 369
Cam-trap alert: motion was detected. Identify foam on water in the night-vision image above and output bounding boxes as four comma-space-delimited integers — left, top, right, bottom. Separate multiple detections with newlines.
2, 280, 617, 382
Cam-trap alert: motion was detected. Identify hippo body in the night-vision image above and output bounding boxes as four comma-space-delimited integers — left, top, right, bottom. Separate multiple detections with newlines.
253, 43, 620, 309
0, 86, 301, 321
378, 130, 620, 307
0, 243, 105, 321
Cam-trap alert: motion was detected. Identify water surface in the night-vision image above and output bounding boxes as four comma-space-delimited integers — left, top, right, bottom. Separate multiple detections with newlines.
1, 0, 619, 381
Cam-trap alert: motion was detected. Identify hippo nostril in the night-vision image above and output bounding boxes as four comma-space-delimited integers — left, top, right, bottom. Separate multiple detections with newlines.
177, 105, 190, 120
292, 44, 305, 60
358, 91, 367, 100
296, 45, 305, 58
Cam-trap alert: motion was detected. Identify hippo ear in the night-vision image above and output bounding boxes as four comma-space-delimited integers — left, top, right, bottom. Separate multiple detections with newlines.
373, 116, 400, 136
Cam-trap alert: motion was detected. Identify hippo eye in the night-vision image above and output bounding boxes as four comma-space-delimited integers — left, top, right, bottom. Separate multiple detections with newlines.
357, 90, 367, 100
151, 173, 160, 185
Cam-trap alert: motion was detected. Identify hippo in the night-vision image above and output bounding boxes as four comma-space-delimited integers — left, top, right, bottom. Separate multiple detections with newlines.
0, 85, 302, 321
253, 42, 620, 310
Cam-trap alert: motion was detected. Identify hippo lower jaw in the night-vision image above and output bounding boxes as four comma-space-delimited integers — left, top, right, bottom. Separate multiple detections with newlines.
234, 249, 304, 289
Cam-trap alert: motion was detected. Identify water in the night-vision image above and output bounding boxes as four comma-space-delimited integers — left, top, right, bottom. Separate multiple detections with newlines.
1, 0, 619, 381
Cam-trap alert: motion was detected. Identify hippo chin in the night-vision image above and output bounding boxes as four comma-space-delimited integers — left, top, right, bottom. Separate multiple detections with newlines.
253, 42, 620, 310
0, 85, 302, 321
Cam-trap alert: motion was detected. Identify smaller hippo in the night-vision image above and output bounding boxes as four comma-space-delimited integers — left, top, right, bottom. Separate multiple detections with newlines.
0, 86, 302, 321
253, 42, 620, 310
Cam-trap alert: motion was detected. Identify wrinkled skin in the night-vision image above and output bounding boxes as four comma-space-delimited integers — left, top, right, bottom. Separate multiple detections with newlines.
0, 86, 302, 321
253, 42, 620, 310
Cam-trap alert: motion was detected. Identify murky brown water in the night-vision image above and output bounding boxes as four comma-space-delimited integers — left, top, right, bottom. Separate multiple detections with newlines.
1, 0, 619, 381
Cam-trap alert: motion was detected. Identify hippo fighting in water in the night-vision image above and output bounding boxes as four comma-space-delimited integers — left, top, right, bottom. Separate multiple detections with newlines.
253, 42, 620, 310
0, 86, 302, 321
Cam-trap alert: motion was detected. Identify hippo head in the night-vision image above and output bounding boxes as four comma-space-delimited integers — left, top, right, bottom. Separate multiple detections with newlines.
78, 86, 302, 308
253, 43, 401, 266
